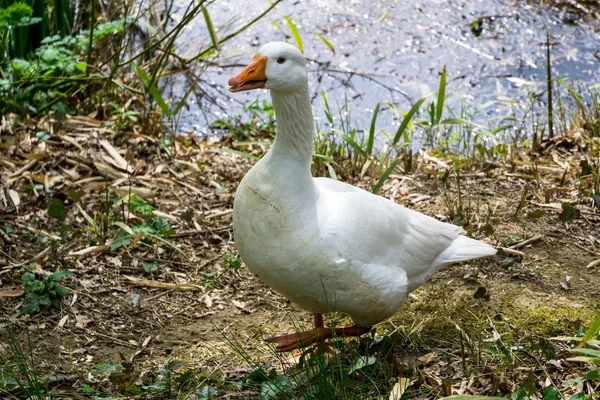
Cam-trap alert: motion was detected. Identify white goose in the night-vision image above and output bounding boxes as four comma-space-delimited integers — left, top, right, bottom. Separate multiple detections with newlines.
229, 42, 496, 352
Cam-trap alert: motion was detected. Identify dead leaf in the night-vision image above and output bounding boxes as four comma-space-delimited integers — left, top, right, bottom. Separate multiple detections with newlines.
57, 315, 69, 329
7, 189, 19, 207
417, 352, 438, 364
232, 300, 246, 309
21, 152, 49, 160
99, 139, 134, 173
0, 289, 25, 297
75, 315, 92, 329
389, 377, 411, 400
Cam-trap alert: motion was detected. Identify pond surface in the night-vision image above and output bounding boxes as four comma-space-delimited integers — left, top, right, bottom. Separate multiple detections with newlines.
167, 0, 600, 138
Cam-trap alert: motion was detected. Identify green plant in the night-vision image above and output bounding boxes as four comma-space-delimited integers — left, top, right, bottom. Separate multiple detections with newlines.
0, 328, 45, 399
21, 269, 72, 314
1, 18, 132, 115
109, 193, 184, 256
567, 310, 600, 369
224, 252, 242, 271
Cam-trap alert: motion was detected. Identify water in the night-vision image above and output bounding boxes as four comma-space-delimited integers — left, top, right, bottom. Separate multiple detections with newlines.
165, 0, 600, 137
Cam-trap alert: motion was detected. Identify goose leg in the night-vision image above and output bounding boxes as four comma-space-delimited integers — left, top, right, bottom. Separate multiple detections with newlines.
264, 313, 372, 352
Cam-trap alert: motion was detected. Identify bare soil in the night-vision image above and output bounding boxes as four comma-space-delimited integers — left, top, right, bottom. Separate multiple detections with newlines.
1, 115, 599, 397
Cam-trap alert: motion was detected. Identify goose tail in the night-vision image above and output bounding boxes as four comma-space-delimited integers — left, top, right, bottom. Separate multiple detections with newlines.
431, 235, 497, 270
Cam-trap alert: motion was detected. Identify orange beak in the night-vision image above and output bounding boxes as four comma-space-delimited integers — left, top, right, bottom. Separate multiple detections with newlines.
228, 55, 268, 93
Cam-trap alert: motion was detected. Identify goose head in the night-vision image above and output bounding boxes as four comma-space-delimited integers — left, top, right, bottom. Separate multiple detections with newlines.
228, 42, 307, 94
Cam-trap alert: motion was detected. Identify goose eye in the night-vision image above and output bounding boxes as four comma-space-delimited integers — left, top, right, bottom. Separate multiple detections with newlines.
277, 57, 286, 64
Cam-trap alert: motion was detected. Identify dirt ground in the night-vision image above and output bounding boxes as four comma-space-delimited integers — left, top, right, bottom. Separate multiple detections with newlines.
1, 116, 599, 397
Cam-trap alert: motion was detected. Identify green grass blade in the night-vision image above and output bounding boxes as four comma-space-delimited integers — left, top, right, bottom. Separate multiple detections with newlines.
570, 348, 600, 358
313, 31, 335, 54
577, 314, 600, 348
333, 130, 367, 158
145, 232, 188, 259
366, 103, 380, 156
134, 64, 172, 117
313, 153, 339, 166
270, 19, 287, 40
321, 90, 333, 124
372, 159, 399, 194
282, 16, 303, 52
490, 124, 512, 135
435, 66, 447, 125
201, 5, 219, 50
326, 163, 338, 180
392, 97, 426, 146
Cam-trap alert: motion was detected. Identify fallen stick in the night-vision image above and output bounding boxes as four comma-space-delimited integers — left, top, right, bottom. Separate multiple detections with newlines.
510, 235, 542, 250
586, 259, 600, 270
499, 247, 526, 257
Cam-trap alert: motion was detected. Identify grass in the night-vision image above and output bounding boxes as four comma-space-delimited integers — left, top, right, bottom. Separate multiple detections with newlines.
1, 0, 599, 398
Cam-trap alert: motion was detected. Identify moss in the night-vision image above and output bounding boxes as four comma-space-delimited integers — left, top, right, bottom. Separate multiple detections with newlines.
388, 281, 595, 352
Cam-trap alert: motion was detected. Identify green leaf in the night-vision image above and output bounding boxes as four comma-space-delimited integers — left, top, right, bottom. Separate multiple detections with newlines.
53, 284, 70, 297
142, 262, 159, 273
312, 153, 339, 166
313, 31, 335, 54
571, 348, 600, 358
36, 131, 51, 141
578, 314, 600, 348
569, 394, 586, 400
333, 130, 367, 158
479, 223, 494, 236
144, 231, 188, 259
349, 355, 376, 374
21, 300, 40, 315
152, 217, 173, 237
22, 272, 36, 285
110, 230, 132, 251
270, 19, 287, 39
48, 198, 67, 221
435, 66, 446, 125
559, 202, 580, 222
201, 5, 219, 50
542, 386, 559, 400
586, 369, 599, 380
366, 103, 380, 156
260, 374, 291, 400
527, 209, 544, 219
440, 118, 475, 125
282, 16, 303, 53
198, 385, 217, 400
392, 97, 426, 146
48, 269, 73, 282
372, 159, 399, 195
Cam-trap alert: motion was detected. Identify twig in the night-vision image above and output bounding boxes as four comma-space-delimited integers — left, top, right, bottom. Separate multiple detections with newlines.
572, 242, 600, 257
145, 289, 175, 302
7, 246, 53, 269
0, 227, 11, 244
509, 235, 542, 250
14, 222, 61, 241
499, 247, 526, 257
586, 259, 600, 270
84, 328, 137, 348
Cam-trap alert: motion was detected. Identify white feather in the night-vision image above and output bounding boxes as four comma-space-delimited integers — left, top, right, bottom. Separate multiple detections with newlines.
232, 42, 497, 328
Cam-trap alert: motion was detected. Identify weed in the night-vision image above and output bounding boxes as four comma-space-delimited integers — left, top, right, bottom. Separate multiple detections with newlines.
21, 269, 72, 314
0, 328, 44, 399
